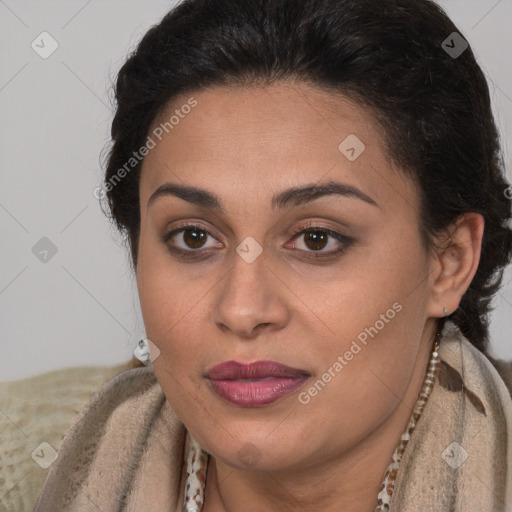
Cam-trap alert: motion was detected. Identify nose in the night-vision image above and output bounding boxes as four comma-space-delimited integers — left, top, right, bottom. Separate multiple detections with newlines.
211, 249, 290, 340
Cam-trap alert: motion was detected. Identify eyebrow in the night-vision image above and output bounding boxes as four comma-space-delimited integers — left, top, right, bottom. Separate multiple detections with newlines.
147, 180, 379, 211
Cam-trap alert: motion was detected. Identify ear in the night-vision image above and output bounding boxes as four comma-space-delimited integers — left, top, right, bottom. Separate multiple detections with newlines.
426, 212, 485, 318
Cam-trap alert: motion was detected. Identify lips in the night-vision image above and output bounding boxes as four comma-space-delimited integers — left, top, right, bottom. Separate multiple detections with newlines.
205, 360, 310, 407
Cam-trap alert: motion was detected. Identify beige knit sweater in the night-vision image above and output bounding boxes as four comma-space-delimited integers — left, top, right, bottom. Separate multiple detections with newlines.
34, 322, 512, 511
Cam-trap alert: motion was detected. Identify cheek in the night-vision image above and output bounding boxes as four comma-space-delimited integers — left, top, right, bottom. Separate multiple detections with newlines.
307, 230, 427, 342
137, 261, 208, 420
137, 230, 194, 335
294, 297, 425, 454
298, 237, 429, 414
136, 239, 216, 393
136, 242, 187, 367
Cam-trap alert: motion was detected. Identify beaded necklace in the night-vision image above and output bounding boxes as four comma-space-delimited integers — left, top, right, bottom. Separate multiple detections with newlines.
182, 337, 441, 512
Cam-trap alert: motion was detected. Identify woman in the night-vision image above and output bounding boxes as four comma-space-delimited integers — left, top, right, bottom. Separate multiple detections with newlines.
35, 0, 512, 510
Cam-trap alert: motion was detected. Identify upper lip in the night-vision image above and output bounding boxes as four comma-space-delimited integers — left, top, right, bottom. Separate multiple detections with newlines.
205, 360, 310, 380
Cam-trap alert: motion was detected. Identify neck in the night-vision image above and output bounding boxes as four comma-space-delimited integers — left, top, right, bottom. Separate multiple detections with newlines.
204, 438, 386, 512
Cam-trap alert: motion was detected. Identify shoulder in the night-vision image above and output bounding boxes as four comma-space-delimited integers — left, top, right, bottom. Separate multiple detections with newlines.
60, 364, 166, 438
84, 364, 163, 413
35, 365, 186, 511
486, 355, 512, 398
54, 363, 171, 455
439, 321, 512, 414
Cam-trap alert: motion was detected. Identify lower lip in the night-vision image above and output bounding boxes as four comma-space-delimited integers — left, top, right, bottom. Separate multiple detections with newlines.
208, 376, 308, 407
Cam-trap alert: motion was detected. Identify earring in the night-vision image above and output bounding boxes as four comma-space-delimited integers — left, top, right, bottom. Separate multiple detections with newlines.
443, 307, 449, 317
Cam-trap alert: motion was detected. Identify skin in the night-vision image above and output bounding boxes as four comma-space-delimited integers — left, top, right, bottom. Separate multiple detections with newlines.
136, 81, 484, 512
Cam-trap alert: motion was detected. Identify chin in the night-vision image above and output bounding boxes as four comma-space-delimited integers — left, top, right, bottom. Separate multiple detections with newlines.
202, 429, 309, 472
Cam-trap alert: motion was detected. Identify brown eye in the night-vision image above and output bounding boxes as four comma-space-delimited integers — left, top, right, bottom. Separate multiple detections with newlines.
303, 230, 329, 251
287, 226, 354, 259
182, 227, 208, 249
162, 223, 223, 257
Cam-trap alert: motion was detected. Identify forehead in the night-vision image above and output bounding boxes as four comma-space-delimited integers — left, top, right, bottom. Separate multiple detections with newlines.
139, 81, 415, 213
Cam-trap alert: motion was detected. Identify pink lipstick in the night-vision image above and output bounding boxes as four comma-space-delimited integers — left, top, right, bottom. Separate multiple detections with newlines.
205, 360, 309, 407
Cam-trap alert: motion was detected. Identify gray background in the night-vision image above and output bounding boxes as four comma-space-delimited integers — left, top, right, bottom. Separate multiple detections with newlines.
1, 0, 511, 381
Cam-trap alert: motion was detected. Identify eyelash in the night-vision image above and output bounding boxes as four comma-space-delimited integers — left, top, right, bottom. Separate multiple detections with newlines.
161, 221, 354, 261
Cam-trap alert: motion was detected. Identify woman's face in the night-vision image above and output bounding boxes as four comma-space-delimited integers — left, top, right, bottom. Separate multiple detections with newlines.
136, 82, 439, 472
